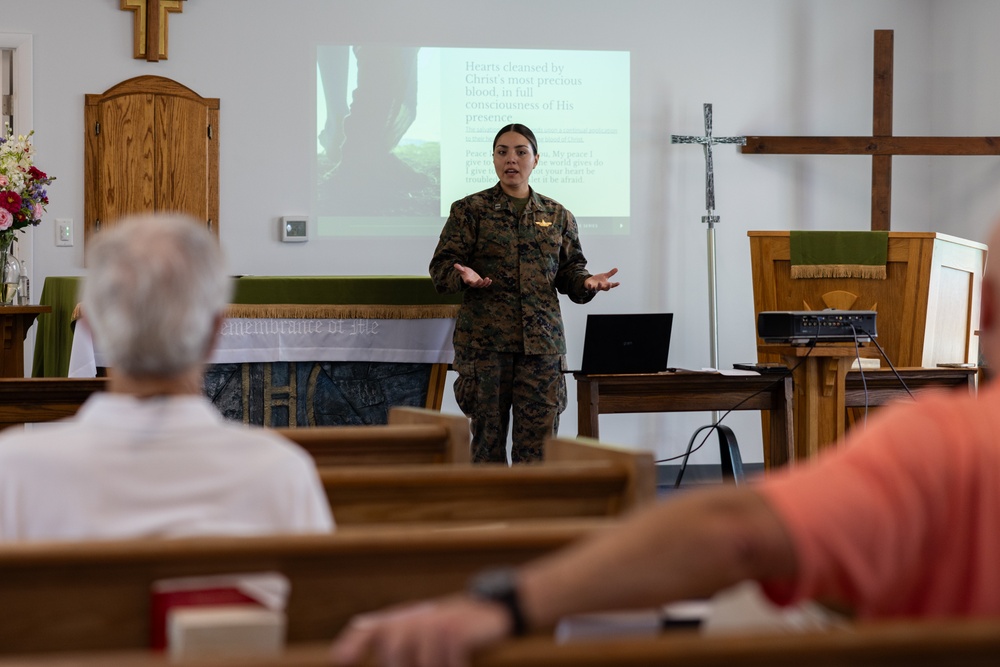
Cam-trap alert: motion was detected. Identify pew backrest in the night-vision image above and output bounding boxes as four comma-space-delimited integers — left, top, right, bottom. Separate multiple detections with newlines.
0, 520, 605, 655
0, 377, 108, 430
321, 458, 651, 524
545, 436, 657, 509
274, 407, 470, 465
3, 617, 1000, 666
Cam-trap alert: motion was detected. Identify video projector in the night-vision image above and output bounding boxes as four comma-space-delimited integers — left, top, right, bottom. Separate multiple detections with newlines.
757, 310, 877, 345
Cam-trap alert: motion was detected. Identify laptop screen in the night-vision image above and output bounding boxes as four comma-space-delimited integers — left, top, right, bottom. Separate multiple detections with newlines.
577, 313, 673, 375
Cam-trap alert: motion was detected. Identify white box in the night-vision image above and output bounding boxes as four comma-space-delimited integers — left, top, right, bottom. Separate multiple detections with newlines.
167, 605, 286, 660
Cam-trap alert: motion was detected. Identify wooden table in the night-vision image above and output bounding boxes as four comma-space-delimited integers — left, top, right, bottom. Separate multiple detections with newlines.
574, 371, 795, 471
0, 305, 50, 378
844, 366, 978, 423
575, 366, 979, 471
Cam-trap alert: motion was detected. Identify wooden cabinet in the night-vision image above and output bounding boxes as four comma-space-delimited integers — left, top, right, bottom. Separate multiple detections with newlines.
84, 75, 219, 242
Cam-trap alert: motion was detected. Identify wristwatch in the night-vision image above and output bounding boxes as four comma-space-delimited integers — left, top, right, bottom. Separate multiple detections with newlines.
466, 567, 528, 636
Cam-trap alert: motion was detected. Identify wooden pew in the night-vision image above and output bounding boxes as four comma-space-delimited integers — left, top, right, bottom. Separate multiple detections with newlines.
4, 618, 1000, 666
476, 619, 1000, 667
274, 406, 471, 465
0, 520, 608, 655
0, 377, 108, 430
546, 436, 656, 510
0, 380, 471, 466
322, 463, 639, 524
321, 436, 655, 524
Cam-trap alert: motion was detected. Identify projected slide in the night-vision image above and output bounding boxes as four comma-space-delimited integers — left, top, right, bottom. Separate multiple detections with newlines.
316, 46, 630, 237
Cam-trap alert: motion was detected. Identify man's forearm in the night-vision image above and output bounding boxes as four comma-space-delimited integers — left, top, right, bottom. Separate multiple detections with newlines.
516, 486, 798, 630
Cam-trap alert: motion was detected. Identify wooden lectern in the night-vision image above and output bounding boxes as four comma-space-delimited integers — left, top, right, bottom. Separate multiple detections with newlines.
749, 231, 987, 465
750, 231, 986, 368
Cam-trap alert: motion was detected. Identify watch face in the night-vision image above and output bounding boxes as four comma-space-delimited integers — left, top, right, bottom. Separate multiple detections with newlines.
469, 568, 518, 600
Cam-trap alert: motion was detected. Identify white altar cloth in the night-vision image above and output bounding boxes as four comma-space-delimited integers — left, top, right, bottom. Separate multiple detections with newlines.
69, 317, 456, 378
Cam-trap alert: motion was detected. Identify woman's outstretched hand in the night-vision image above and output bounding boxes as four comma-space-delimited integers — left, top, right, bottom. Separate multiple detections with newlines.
585, 267, 620, 292
455, 263, 492, 289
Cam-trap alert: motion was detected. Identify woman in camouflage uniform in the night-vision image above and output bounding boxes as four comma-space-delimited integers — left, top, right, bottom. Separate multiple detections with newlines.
430, 124, 619, 463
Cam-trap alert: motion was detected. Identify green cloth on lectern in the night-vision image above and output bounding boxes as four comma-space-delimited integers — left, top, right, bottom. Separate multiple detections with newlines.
789, 231, 889, 279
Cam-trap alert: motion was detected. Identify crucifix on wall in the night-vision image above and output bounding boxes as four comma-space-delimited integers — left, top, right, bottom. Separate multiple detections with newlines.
742, 29, 1000, 231
121, 0, 186, 62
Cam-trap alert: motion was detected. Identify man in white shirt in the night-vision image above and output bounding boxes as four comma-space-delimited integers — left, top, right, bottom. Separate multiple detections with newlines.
0, 214, 333, 540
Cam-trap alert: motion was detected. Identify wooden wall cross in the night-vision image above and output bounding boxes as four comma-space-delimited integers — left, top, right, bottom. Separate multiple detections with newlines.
741, 30, 1000, 231
120, 0, 186, 62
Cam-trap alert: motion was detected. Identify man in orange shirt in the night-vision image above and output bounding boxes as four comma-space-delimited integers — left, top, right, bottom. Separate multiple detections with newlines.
330, 223, 1000, 667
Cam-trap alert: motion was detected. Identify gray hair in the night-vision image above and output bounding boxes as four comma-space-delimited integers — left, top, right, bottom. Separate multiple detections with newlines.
81, 213, 232, 377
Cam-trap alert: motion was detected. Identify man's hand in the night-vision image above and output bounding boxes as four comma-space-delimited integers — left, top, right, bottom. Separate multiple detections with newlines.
330, 595, 511, 667
455, 263, 492, 289
585, 267, 621, 292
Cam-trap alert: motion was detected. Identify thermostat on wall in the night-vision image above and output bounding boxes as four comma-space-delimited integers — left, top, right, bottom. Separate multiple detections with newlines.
280, 217, 309, 242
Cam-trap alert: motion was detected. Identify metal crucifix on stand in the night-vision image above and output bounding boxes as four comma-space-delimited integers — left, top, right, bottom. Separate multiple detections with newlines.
671, 104, 745, 371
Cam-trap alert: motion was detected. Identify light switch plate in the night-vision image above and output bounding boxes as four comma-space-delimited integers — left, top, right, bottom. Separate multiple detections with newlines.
280, 217, 308, 243
55, 218, 73, 246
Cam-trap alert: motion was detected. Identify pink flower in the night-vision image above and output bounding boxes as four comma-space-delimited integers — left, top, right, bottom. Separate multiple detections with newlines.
32, 203, 43, 219
0, 176, 7, 187
0, 209, 12, 231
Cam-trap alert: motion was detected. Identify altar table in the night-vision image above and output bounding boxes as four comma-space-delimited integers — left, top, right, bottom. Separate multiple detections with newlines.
37, 276, 461, 427
574, 371, 795, 470
34, 276, 462, 377
68, 316, 456, 376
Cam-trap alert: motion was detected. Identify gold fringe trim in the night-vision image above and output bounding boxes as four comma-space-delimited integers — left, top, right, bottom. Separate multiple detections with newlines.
791, 264, 886, 280
224, 304, 460, 320
71, 303, 459, 321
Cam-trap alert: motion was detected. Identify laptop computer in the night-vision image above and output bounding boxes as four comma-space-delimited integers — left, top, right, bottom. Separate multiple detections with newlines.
573, 313, 673, 375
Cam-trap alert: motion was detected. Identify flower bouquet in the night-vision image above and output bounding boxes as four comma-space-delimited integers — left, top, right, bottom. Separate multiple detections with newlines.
0, 125, 56, 304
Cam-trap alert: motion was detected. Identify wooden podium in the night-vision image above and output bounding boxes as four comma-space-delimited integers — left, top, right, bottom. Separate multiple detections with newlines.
760, 343, 879, 462
750, 231, 987, 368
750, 231, 986, 465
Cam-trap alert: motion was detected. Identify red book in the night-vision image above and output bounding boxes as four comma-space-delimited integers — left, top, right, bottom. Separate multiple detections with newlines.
149, 572, 289, 651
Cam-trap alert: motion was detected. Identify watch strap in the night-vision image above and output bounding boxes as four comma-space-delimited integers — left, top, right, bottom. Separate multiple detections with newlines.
467, 567, 528, 636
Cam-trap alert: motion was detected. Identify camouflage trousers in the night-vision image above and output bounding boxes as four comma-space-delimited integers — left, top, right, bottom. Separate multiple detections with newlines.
452, 347, 567, 464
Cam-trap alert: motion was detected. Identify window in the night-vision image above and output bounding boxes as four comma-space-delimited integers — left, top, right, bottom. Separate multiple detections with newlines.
0, 34, 32, 136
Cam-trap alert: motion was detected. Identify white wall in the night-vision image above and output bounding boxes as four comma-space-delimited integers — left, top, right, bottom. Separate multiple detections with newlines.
6, 0, 997, 465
